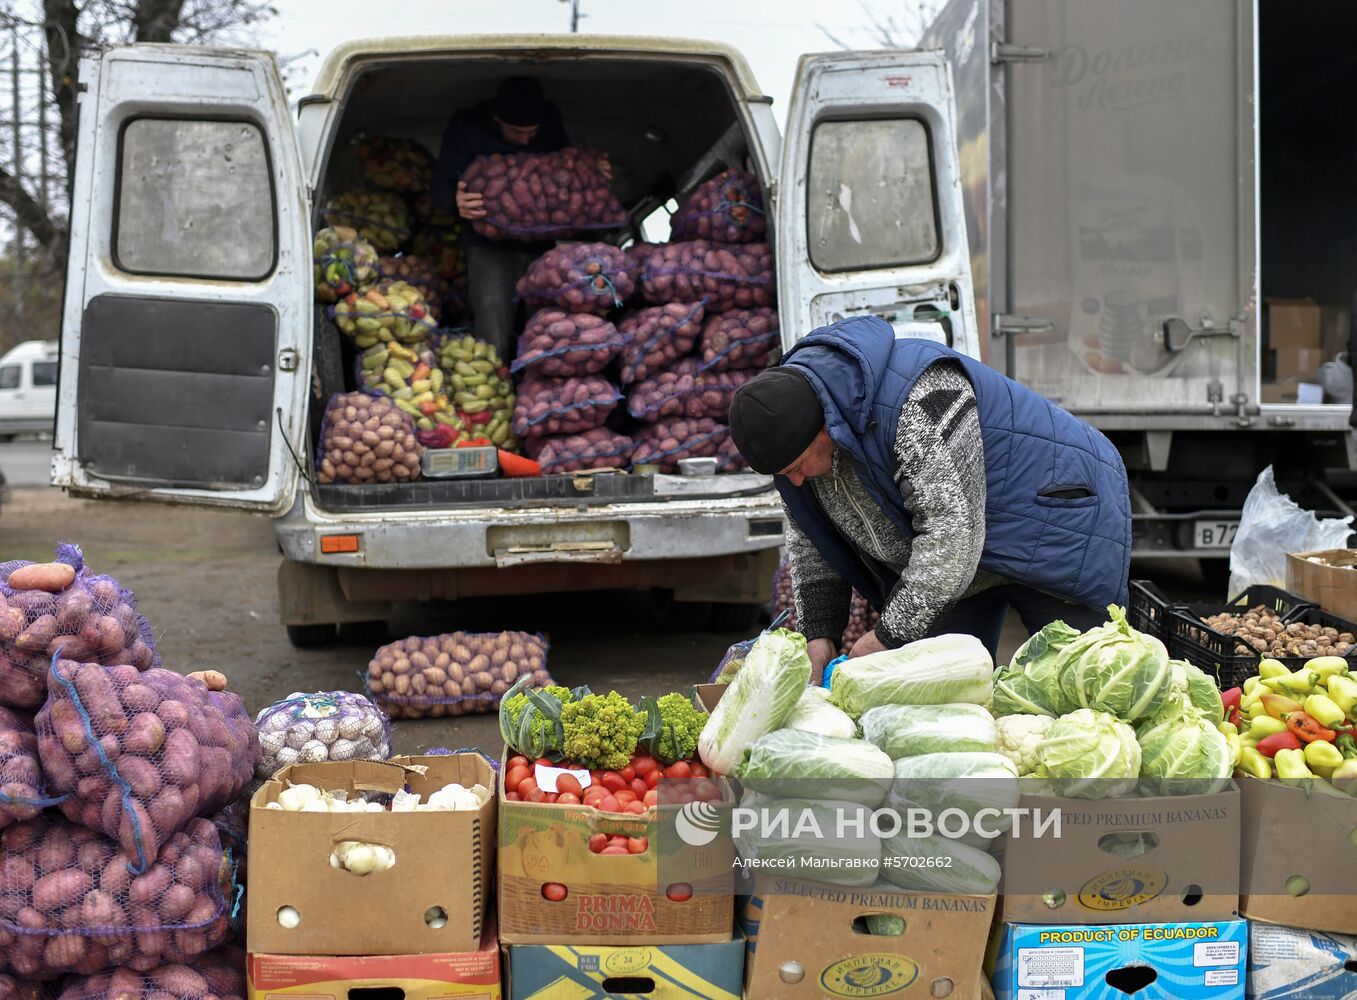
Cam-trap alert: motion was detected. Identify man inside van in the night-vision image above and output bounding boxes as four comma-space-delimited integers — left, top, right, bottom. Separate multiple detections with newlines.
727, 315, 1131, 681
431, 75, 611, 356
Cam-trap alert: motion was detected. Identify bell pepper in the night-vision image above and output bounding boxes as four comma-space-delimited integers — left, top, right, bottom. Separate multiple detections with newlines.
1238, 746, 1272, 780
1243, 693, 1267, 720
1221, 686, 1243, 715
1248, 716, 1288, 739
1274, 747, 1315, 786
1326, 674, 1357, 718
1270, 669, 1321, 696
1304, 739, 1345, 770
1306, 655, 1350, 682
1304, 693, 1346, 729
1256, 731, 1304, 758
1259, 658, 1290, 679
1286, 712, 1337, 744
1331, 759, 1357, 796
1261, 693, 1304, 720
1224, 729, 1242, 768
1244, 676, 1262, 696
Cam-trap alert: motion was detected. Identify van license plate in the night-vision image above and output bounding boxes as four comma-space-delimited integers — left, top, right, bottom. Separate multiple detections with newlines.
1193, 520, 1239, 549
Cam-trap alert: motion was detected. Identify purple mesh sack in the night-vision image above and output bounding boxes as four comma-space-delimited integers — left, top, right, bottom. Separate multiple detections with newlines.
640, 241, 774, 313
528, 428, 634, 474
626, 359, 754, 423
512, 375, 621, 441
670, 169, 767, 244
630, 418, 729, 472
516, 243, 634, 315
699, 307, 781, 373
253, 691, 392, 780
511, 310, 626, 378
315, 392, 423, 485
57, 944, 245, 1000
461, 147, 627, 241
624, 242, 663, 283
0, 707, 59, 830
367, 632, 553, 720
0, 973, 44, 999
36, 659, 259, 872
716, 434, 749, 474
0, 813, 231, 977
617, 301, 706, 386
0, 544, 159, 711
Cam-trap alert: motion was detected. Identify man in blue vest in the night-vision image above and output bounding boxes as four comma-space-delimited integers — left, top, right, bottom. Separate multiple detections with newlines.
728, 315, 1131, 681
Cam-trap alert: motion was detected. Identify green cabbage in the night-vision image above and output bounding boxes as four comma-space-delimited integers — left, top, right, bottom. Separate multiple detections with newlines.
829, 634, 993, 717
697, 628, 810, 775
887, 751, 1020, 840
1171, 659, 1224, 722
991, 620, 1081, 717
1036, 708, 1142, 799
783, 686, 858, 739
879, 832, 1001, 894
1137, 711, 1233, 797
740, 798, 881, 887
860, 703, 998, 759
736, 730, 894, 807
1056, 606, 1172, 723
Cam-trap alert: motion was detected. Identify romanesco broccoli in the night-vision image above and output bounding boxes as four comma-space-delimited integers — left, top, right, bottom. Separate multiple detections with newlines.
994, 713, 1055, 776
648, 692, 706, 764
502, 685, 572, 758
561, 691, 645, 770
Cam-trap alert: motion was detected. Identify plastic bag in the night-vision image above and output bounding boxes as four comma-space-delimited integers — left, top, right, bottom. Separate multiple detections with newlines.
57, 944, 246, 1000
367, 632, 553, 720
432, 332, 517, 449
709, 609, 792, 684
617, 301, 706, 385
321, 189, 411, 254
1229, 466, 1353, 597
630, 418, 729, 472
0, 544, 159, 711
516, 243, 634, 315
640, 241, 774, 313
670, 169, 767, 244
0, 706, 59, 829
512, 374, 621, 440
332, 281, 437, 350
511, 310, 626, 378
626, 359, 753, 423
529, 427, 634, 474
36, 658, 259, 871
313, 227, 378, 304
253, 692, 391, 779
0, 813, 231, 977
315, 392, 423, 485
461, 147, 628, 241
699, 307, 780, 372
357, 135, 434, 193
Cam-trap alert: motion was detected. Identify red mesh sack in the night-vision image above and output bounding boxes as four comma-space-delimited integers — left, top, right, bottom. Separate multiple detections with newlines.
528, 428, 634, 474
511, 310, 626, 378
617, 301, 706, 386
516, 243, 634, 315
630, 418, 729, 472
670, 169, 767, 244
626, 360, 754, 423
57, 944, 245, 1000
512, 375, 621, 441
699, 307, 781, 372
0, 973, 44, 999
624, 241, 663, 281
640, 241, 774, 313
461, 147, 627, 241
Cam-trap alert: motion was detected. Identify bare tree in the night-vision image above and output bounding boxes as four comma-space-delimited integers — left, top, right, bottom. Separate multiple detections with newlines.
820, 0, 945, 50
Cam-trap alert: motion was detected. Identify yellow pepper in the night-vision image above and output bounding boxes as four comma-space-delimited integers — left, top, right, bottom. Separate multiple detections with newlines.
1304, 693, 1346, 729
1314, 764, 1337, 780
1248, 716, 1288, 739
1306, 655, 1349, 680
1243, 693, 1268, 719
1275, 747, 1316, 786
1326, 674, 1357, 718
1278, 669, 1322, 696
1244, 676, 1263, 696
1259, 658, 1290, 679
1304, 739, 1345, 770
1238, 746, 1272, 780
1224, 730, 1242, 768
1332, 759, 1357, 796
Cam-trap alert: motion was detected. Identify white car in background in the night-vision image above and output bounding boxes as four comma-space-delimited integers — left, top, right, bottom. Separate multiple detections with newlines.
0, 340, 59, 439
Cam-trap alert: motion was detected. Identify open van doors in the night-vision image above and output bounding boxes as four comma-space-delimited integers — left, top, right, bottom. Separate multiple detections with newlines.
52, 46, 312, 513
777, 51, 980, 359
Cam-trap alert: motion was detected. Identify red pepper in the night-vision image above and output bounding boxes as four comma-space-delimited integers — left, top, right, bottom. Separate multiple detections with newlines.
1255, 731, 1304, 758
1285, 712, 1336, 744
1227, 706, 1242, 728
1222, 687, 1243, 714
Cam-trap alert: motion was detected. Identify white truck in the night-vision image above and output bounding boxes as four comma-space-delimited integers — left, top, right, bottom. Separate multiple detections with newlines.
51, 37, 980, 644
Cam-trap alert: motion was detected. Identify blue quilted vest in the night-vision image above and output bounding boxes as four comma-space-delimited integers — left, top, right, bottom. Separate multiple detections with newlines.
777, 315, 1131, 612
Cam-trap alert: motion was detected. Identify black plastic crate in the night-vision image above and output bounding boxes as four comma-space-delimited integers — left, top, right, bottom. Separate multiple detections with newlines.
1128, 580, 1182, 644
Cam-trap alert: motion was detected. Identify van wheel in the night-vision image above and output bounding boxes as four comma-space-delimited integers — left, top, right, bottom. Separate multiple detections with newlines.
286, 623, 336, 648
708, 602, 764, 633
337, 620, 388, 644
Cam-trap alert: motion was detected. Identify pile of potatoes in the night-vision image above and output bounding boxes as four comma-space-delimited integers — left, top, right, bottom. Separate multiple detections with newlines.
512, 375, 621, 440
670, 169, 767, 244
253, 691, 391, 780
333, 281, 437, 348
376, 256, 443, 322
357, 135, 434, 193
699, 307, 781, 372
0, 707, 44, 829
0, 548, 159, 711
57, 945, 245, 1000
630, 417, 729, 472
516, 243, 634, 314
641, 241, 774, 313
322, 189, 411, 254
367, 631, 552, 720
617, 302, 706, 385
313, 227, 378, 304
529, 427, 634, 474
626, 359, 753, 423
512, 310, 626, 378
625, 241, 663, 276
461, 147, 627, 241
36, 660, 259, 865
316, 393, 422, 485
0, 813, 231, 977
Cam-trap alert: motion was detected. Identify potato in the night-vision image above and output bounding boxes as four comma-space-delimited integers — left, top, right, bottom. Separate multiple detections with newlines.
528, 427, 635, 475
366, 631, 552, 719
699, 307, 781, 372
7, 563, 78, 594
616, 302, 706, 385
512, 374, 621, 440
0, 707, 47, 829
630, 418, 730, 472
252, 691, 390, 779
626, 359, 754, 423
670, 169, 767, 244
516, 243, 635, 315
511, 310, 626, 378
462, 147, 627, 241
640, 240, 774, 313
716, 435, 748, 473
317, 393, 423, 485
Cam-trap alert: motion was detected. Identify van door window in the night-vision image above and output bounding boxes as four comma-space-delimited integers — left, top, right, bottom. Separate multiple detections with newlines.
31, 362, 57, 387
114, 118, 276, 280
0, 366, 19, 390
806, 118, 940, 272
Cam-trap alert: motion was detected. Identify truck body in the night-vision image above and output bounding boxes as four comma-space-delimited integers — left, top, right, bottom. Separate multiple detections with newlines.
50, 37, 979, 642
923, 0, 1357, 566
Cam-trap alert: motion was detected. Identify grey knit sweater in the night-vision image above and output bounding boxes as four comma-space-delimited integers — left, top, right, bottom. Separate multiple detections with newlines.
785, 360, 1002, 647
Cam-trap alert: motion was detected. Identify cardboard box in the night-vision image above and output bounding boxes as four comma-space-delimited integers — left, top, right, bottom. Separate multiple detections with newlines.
1000, 788, 1240, 925
1268, 299, 1324, 350
740, 877, 995, 999
991, 919, 1247, 999
505, 936, 745, 999
1239, 775, 1357, 934
497, 750, 734, 946
1261, 380, 1299, 405
1247, 921, 1357, 1000
1274, 346, 1326, 381
1286, 548, 1357, 621
248, 921, 501, 999
248, 754, 495, 956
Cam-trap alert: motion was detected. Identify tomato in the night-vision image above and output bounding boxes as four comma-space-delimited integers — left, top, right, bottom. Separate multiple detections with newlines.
505, 791, 522, 802
588, 834, 608, 854
535, 758, 554, 768
600, 795, 620, 813
627, 837, 649, 854
693, 780, 720, 802
643, 789, 658, 808
504, 765, 531, 794
557, 792, 581, 806
601, 845, 629, 855
644, 769, 661, 790
583, 790, 607, 810
664, 761, 691, 780
545, 792, 559, 804
542, 883, 568, 902
624, 801, 648, 815
507, 755, 529, 771
688, 763, 708, 779
634, 757, 660, 778
620, 765, 636, 783
518, 778, 539, 799
614, 789, 638, 805
666, 883, 693, 903
524, 787, 546, 803
678, 792, 695, 805
600, 772, 627, 793
556, 773, 584, 798
630, 778, 648, 798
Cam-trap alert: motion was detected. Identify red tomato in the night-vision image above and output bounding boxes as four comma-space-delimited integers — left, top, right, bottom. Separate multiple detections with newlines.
614, 789, 638, 805
666, 883, 693, 903
644, 769, 661, 790
518, 778, 539, 799
504, 765, 531, 794
643, 789, 658, 808
583, 790, 607, 810
624, 801, 648, 815
634, 757, 660, 778
524, 787, 546, 803
630, 778, 648, 798
620, 765, 636, 783
601, 845, 629, 855
694, 780, 720, 802
546, 792, 561, 804
600, 795, 621, 813
507, 755, 530, 771
627, 836, 649, 854
600, 772, 627, 793
678, 792, 695, 805
505, 791, 522, 802
557, 792, 581, 806
664, 761, 691, 780
556, 773, 584, 798
535, 758, 554, 768
688, 763, 708, 779
588, 834, 608, 854
542, 883, 568, 902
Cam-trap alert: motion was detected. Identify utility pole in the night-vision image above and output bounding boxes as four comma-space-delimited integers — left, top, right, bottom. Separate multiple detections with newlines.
560, 0, 584, 33
37, 38, 49, 212
10, 28, 25, 341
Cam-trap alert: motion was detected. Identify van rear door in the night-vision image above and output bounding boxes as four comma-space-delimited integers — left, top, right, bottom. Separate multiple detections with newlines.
776, 51, 980, 359
52, 46, 311, 514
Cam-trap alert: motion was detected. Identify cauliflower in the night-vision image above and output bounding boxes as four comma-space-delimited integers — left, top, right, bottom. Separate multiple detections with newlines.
994, 714, 1055, 776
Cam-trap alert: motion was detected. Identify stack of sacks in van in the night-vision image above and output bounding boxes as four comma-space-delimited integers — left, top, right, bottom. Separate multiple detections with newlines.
625, 169, 778, 472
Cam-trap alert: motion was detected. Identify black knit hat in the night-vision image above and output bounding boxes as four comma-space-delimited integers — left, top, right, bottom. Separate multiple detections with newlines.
491, 76, 550, 127
728, 367, 825, 475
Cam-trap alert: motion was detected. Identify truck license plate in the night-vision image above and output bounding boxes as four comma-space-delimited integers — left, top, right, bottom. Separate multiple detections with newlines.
1193, 520, 1239, 549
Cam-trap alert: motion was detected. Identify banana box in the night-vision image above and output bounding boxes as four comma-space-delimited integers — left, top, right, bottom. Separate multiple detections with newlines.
991, 919, 1247, 1000
505, 936, 744, 1000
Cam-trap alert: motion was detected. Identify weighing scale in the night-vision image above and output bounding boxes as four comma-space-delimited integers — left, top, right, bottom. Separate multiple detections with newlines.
420, 446, 500, 479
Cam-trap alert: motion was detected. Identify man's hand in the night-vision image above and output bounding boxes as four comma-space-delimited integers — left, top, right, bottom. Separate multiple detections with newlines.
807, 637, 837, 686
456, 180, 487, 219
848, 629, 888, 659
598, 155, 613, 182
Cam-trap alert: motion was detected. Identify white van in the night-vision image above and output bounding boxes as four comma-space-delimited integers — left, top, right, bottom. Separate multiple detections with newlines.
51, 37, 979, 644
0, 340, 59, 439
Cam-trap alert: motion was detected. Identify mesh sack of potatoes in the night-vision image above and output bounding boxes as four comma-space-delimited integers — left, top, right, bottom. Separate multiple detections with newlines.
313, 226, 378, 304
716, 433, 749, 474
315, 392, 422, 485
357, 135, 434, 193
367, 631, 553, 719
515, 242, 634, 315
625, 358, 754, 423
512, 374, 621, 441
332, 281, 437, 349
698, 306, 781, 372
616, 300, 706, 386
253, 691, 391, 779
461, 147, 627, 241
527, 427, 634, 474
640, 240, 774, 313
629, 417, 729, 472
321, 189, 412, 254
510, 310, 626, 378
670, 168, 767, 244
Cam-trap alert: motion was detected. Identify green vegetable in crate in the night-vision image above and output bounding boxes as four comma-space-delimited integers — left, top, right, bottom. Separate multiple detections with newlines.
880, 831, 1001, 894
994, 714, 1055, 776
313, 226, 378, 303
1035, 708, 1141, 799
742, 799, 881, 888
697, 628, 811, 775
637, 692, 706, 765
323, 189, 412, 254
736, 730, 894, 808
1136, 711, 1233, 796
1056, 606, 1172, 723
782, 686, 857, 739
992, 620, 1081, 718
859, 703, 998, 759
498, 680, 590, 759
561, 691, 646, 770
1169, 659, 1224, 722
887, 751, 1020, 838
828, 633, 993, 718
334, 281, 436, 348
